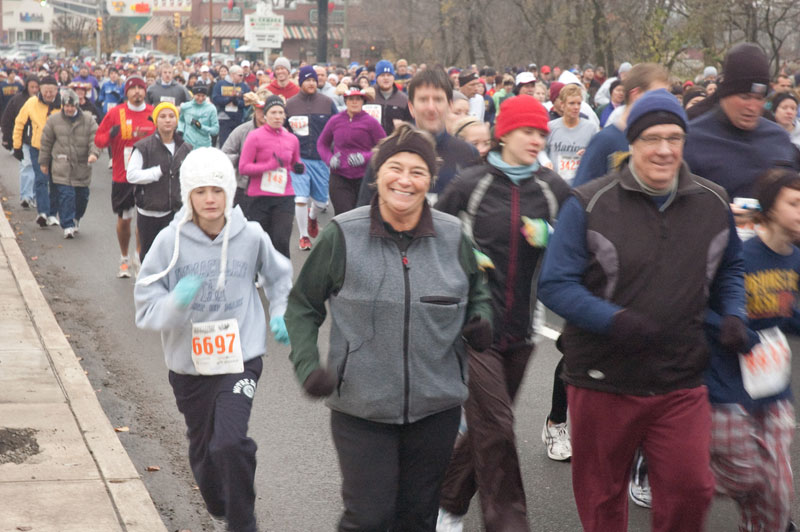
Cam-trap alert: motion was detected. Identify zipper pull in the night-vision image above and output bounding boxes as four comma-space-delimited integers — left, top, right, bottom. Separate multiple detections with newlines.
401, 252, 410, 270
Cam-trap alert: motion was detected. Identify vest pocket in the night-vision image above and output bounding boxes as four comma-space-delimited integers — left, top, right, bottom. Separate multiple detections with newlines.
419, 296, 461, 305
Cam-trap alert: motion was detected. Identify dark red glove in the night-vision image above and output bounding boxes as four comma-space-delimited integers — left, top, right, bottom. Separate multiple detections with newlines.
462, 316, 493, 352
610, 309, 659, 351
303, 368, 337, 398
720, 315, 748, 353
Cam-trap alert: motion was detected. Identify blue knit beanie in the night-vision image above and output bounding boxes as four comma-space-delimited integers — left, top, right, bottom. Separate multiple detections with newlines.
625, 88, 688, 143
298, 65, 317, 85
375, 60, 395, 77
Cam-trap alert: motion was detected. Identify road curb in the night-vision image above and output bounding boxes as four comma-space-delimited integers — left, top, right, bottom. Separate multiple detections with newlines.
0, 206, 167, 532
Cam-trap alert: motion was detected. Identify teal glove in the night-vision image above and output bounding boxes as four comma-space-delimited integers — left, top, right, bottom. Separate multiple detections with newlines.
270, 315, 290, 345
173, 275, 204, 308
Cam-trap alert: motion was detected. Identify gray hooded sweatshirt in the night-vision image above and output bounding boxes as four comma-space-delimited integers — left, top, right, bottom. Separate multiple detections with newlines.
134, 205, 292, 375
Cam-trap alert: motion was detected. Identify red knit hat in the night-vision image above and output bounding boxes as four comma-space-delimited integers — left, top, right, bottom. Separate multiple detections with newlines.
495, 95, 550, 139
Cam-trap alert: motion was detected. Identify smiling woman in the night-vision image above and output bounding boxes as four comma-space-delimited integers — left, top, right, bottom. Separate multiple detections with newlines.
285, 122, 493, 531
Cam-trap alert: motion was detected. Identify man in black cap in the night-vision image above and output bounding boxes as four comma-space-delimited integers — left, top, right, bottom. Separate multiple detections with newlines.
458, 71, 484, 122
684, 43, 797, 200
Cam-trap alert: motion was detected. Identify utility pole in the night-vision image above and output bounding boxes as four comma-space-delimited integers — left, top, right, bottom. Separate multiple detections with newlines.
316, 0, 327, 63
342, 0, 347, 50
174, 12, 181, 58
208, 0, 213, 63
95, 0, 100, 58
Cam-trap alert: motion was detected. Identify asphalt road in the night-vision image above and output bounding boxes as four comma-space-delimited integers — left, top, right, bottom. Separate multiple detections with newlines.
0, 146, 795, 531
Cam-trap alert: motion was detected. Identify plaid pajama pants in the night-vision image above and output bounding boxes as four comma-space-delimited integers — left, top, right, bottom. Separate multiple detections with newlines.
710, 399, 795, 532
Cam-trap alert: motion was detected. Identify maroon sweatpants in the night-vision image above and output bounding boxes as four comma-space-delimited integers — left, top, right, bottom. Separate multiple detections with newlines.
567, 385, 714, 532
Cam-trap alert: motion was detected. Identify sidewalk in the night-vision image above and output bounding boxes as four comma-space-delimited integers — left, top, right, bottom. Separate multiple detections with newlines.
0, 203, 167, 532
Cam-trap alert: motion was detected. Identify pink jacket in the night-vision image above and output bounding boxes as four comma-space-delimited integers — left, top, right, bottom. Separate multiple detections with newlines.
239, 124, 301, 197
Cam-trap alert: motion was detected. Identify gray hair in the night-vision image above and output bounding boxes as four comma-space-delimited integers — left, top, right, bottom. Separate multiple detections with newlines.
229, 65, 243, 76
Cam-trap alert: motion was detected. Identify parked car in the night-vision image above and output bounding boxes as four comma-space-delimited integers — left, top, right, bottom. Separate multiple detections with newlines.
38, 44, 66, 58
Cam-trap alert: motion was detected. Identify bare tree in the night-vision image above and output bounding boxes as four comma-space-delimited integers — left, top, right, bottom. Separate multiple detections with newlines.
52, 14, 94, 55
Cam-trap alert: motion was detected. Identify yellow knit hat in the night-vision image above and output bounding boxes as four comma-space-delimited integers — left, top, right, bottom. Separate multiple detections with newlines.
152, 101, 179, 122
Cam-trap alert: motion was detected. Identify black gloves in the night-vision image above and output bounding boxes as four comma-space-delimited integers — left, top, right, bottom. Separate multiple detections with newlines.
160, 161, 170, 177
303, 368, 337, 398
461, 316, 493, 352
292, 162, 305, 175
192, 119, 202, 130
610, 309, 660, 351
109, 124, 120, 138
13, 148, 23, 161
720, 315, 749, 353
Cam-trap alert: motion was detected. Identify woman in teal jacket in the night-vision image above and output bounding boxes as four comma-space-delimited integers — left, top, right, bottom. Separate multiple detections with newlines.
178, 85, 219, 148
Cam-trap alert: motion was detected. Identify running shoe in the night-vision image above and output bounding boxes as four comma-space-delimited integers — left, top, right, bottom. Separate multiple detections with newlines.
208, 513, 227, 532
36, 213, 47, 227
542, 419, 572, 461
63, 227, 75, 239
299, 236, 312, 250
308, 214, 319, 238
20, 198, 30, 209
629, 449, 652, 508
46, 215, 59, 226
118, 258, 131, 279
73, 218, 80, 233
436, 508, 464, 532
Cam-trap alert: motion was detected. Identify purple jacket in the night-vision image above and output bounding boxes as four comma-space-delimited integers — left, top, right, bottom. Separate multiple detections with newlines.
316, 110, 386, 179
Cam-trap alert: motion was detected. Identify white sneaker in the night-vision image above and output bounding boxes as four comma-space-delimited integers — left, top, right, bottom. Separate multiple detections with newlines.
117, 258, 131, 279
436, 508, 464, 532
46, 215, 59, 226
36, 213, 47, 227
541, 419, 572, 461
63, 227, 75, 239
629, 450, 652, 508
74, 218, 80, 233
209, 513, 227, 532
107, 159, 113, 169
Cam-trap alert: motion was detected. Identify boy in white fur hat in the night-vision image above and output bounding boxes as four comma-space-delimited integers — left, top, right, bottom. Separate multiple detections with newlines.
134, 146, 292, 532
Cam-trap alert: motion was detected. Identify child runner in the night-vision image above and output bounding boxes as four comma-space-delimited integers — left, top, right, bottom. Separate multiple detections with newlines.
134, 147, 292, 532
706, 166, 800, 532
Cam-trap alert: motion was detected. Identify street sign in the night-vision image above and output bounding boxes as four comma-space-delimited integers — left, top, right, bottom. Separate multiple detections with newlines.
106, 0, 152, 16
340, 47, 350, 59
244, 12, 284, 49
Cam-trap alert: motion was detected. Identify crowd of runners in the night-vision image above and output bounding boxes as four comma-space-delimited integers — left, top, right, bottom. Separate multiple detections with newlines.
1, 41, 800, 532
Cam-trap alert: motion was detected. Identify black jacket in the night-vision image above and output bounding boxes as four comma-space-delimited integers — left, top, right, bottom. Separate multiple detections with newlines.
436, 159, 571, 343
1, 88, 33, 148
133, 132, 193, 212
371, 85, 412, 136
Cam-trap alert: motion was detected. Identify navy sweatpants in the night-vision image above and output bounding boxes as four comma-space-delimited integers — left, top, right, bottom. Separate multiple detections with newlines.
169, 357, 263, 532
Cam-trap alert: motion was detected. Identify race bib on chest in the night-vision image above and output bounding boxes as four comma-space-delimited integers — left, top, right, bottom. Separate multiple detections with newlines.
260, 168, 288, 195
557, 155, 581, 183
289, 115, 309, 136
160, 96, 176, 104
739, 326, 791, 399
225, 102, 238, 113
363, 104, 382, 123
191, 319, 244, 375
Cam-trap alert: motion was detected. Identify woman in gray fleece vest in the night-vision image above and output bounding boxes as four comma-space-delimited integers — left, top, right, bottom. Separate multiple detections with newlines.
285, 123, 493, 531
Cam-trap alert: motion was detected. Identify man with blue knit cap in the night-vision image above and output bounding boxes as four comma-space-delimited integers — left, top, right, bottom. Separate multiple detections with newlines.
538, 88, 747, 532
285, 65, 338, 249
369, 59, 411, 135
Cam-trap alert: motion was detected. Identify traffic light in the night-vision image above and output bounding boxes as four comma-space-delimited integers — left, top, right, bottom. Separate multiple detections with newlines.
96, 17, 103, 32
173, 12, 181, 28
